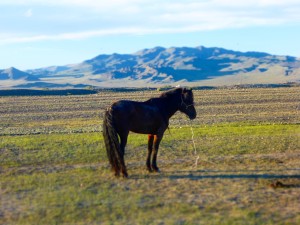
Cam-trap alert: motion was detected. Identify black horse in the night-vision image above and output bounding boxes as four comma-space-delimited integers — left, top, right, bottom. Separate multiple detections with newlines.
103, 87, 197, 177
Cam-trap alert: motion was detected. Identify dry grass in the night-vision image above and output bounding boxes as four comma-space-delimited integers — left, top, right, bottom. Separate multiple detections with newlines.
0, 87, 300, 224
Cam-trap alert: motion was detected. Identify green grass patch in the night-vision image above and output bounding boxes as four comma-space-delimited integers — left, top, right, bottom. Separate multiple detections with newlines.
1, 124, 298, 168
2, 166, 300, 224
0, 133, 105, 167
128, 123, 299, 156
1, 123, 299, 224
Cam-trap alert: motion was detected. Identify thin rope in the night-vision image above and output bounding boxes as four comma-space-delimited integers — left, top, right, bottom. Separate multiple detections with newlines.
190, 121, 200, 168
189, 121, 216, 168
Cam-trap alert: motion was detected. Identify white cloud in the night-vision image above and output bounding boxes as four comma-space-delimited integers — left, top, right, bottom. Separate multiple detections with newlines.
259, 0, 300, 6
1, 0, 300, 8
0, 28, 151, 44
24, 8, 33, 17
1, 0, 300, 44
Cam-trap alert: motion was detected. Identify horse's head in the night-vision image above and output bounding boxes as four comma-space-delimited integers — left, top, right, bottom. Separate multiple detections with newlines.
178, 87, 197, 120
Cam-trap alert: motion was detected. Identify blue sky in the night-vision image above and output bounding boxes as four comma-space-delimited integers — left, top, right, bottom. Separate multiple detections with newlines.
1, 0, 300, 70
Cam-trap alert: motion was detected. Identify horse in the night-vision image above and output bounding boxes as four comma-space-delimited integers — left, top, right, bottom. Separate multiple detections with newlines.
102, 87, 197, 177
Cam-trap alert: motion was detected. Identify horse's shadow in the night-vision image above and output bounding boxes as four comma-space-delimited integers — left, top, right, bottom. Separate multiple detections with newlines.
130, 169, 300, 188
168, 169, 300, 180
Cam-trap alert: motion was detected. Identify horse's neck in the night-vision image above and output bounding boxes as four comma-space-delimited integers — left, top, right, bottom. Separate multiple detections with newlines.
160, 96, 179, 119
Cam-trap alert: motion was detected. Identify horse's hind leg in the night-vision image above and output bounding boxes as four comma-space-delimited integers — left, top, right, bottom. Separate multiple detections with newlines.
152, 134, 163, 172
147, 135, 154, 172
119, 132, 129, 178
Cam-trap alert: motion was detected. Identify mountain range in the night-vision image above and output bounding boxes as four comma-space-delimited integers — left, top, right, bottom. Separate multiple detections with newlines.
1, 46, 299, 89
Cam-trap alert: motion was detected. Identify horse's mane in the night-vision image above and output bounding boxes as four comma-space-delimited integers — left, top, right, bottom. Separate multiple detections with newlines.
144, 88, 181, 108
159, 88, 182, 98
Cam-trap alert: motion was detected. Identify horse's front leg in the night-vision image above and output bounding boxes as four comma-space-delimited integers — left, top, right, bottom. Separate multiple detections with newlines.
147, 134, 154, 172
152, 133, 163, 172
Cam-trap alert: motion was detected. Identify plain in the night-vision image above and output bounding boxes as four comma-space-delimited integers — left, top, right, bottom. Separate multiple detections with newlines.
0, 87, 299, 224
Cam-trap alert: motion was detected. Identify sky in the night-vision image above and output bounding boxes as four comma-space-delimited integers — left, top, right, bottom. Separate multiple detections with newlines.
1, 0, 300, 70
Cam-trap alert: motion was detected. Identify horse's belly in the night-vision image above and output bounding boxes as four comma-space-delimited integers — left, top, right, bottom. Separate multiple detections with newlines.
129, 121, 159, 134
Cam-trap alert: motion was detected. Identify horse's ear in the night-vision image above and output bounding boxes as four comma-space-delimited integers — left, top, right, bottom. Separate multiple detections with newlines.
182, 87, 192, 93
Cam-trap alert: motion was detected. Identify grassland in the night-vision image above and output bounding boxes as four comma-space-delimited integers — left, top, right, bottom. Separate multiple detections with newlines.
0, 87, 300, 224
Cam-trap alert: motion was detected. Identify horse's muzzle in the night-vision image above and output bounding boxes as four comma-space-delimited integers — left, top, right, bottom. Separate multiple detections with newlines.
188, 111, 197, 120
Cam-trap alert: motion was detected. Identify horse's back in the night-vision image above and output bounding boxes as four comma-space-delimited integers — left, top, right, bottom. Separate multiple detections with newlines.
110, 99, 164, 134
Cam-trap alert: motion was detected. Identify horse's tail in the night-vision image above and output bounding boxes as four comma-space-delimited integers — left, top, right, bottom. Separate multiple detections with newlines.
102, 108, 128, 177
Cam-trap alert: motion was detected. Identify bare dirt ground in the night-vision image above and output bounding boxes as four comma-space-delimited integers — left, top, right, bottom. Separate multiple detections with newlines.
0, 87, 299, 224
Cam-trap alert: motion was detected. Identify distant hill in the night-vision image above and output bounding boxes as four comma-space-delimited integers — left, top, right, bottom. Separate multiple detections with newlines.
0, 67, 40, 89
0, 67, 38, 81
1, 46, 300, 88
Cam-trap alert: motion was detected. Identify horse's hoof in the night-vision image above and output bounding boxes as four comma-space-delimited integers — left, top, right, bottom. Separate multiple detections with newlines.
147, 167, 153, 173
153, 168, 160, 173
